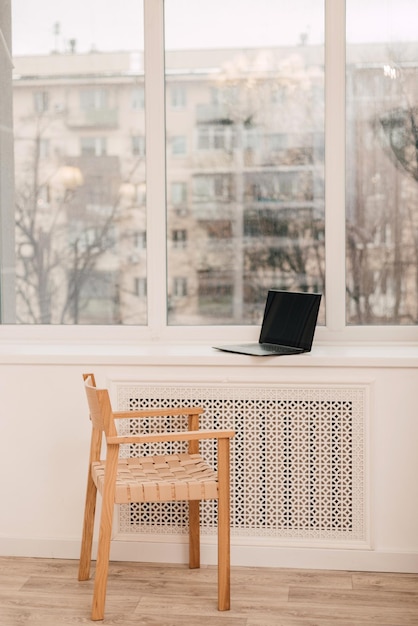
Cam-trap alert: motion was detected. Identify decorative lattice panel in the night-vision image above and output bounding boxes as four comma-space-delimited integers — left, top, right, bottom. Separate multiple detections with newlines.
115, 383, 368, 546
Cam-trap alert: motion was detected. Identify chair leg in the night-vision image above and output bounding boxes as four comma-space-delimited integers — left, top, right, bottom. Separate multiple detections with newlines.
78, 471, 97, 581
79, 428, 102, 582
217, 438, 231, 611
189, 500, 200, 569
91, 505, 113, 621
91, 446, 118, 621
188, 412, 201, 569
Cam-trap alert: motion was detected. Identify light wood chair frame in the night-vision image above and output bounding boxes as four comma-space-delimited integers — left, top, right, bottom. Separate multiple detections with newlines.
78, 373, 235, 621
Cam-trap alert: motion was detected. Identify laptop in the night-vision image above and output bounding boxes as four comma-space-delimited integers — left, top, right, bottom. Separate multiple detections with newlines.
213, 290, 322, 356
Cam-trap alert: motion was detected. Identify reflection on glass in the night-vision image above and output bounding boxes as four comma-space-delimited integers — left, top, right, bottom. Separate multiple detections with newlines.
11, 1, 146, 324
346, 0, 418, 324
165, 0, 325, 325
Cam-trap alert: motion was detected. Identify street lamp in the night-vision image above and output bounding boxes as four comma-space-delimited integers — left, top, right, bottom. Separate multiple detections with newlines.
52, 165, 84, 191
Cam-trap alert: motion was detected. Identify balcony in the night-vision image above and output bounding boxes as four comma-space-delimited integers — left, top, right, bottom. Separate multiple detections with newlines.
196, 103, 232, 124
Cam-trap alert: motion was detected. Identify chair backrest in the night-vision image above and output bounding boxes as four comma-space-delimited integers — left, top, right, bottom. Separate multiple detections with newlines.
83, 373, 117, 438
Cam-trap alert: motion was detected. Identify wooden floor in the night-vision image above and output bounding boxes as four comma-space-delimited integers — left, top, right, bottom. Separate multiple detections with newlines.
0, 557, 417, 625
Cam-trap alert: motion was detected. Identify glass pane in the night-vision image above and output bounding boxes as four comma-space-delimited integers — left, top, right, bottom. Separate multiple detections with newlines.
346, 0, 418, 324
165, 0, 325, 325
11, 0, 145, 324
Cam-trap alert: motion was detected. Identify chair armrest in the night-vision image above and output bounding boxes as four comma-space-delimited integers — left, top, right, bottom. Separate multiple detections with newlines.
113, 407, 204, 419
107, 429, 235, 445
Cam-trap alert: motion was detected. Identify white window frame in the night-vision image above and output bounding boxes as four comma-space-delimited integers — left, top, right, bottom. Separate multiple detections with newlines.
2, 0, 418, 346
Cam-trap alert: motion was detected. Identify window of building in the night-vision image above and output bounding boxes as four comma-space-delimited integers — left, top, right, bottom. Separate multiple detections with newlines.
2, 0, 417, 343
39, 138, 49, 159
172, 229, 187, 248
171, 182, 187, 206
171, 135, 187, 155
80, 137, 107, 156
197, 126, 234, 151
192, 174, 232, 202
172, 277, 187, 297
133, 230, 146, 250
131, 85, 145, 110
34, 90, 49, 113
134, 276, 147, 297
131, 135, 145, 157
170, 85, 186, 109
80, 89, 108, 110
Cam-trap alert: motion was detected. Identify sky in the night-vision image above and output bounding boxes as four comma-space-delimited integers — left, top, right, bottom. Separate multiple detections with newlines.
10, 0, 418, 56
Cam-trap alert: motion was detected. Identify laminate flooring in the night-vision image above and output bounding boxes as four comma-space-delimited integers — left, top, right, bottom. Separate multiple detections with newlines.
0, 556, 417, 626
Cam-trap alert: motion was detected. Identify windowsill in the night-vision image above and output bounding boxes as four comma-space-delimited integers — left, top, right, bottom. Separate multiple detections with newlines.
0, 341, 418, 367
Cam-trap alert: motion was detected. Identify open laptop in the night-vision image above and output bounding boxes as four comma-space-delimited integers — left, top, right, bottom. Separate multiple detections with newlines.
213, 290, 322, 356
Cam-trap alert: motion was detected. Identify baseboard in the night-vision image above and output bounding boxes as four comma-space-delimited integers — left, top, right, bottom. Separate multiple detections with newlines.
1, 536, 417, 573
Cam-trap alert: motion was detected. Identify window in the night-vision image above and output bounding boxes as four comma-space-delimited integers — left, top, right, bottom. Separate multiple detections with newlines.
39, 138, 49, 159
171, 182, 187, 206
80, 89, 108, 110
172, 229, 187, 248
131, 86, 145, 110
171, 135, 187, 155
170, 85, 186, 109
192, 175, 232, 202
172, 277, 187, 297
197, 126, 234, 151
134, 277, 147, 297
131, 135, 145, 157
34, 90, 48, 113
3, 0, 418, 343
80, 137, 107, 156
133, 231, 146, 250
345, 1, 418, 326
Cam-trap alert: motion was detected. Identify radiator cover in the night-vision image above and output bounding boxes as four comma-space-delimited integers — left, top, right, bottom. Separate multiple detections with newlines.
115, 382, 369, 547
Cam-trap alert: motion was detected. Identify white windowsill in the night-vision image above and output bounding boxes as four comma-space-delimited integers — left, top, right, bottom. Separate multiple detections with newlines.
0, 341, 418, 368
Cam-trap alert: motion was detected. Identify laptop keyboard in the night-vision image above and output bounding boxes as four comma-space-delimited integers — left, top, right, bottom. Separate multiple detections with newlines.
260, 344, 303, 355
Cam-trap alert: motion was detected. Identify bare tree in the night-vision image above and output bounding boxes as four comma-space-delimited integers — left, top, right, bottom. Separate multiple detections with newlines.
14, 123, 126, 324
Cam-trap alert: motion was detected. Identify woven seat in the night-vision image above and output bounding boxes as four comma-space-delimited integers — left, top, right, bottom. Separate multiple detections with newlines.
92, 454, 219, 503
78, 373, 235, 621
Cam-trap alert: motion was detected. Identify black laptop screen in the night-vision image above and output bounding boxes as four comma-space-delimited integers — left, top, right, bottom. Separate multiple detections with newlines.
259, 290, 321, 351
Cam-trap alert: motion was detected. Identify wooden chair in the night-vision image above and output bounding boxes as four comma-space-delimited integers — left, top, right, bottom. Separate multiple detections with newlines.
78, 373, 235, 621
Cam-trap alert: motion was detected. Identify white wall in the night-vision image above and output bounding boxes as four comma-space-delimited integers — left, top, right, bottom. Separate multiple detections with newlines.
1, 344, 418, 573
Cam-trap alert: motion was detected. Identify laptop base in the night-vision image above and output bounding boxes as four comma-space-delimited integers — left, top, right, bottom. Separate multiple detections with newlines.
213, 343, 304, 356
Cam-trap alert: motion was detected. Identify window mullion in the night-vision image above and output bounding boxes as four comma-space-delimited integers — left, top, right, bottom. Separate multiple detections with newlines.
144, 0, 167, 337
325, 0, 346, 332
0, 2, 16, 322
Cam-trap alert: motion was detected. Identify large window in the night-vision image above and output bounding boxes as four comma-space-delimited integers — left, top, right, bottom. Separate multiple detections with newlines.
346, 0, 418, 325
9, 0, 146, 325
1, 0, 418, 342
165, 0, 325, 325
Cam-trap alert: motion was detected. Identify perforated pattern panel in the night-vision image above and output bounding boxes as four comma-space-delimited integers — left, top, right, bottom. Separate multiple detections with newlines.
116, 384, 368, 546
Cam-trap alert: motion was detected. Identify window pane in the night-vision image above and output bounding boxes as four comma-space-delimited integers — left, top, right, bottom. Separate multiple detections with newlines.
11, 0, 145, 324
346, 0, 418, 324
165, 0, 325, 325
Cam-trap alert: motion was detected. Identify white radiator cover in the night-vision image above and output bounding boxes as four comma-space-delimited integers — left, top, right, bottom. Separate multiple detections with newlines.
115, 382, 370, 549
